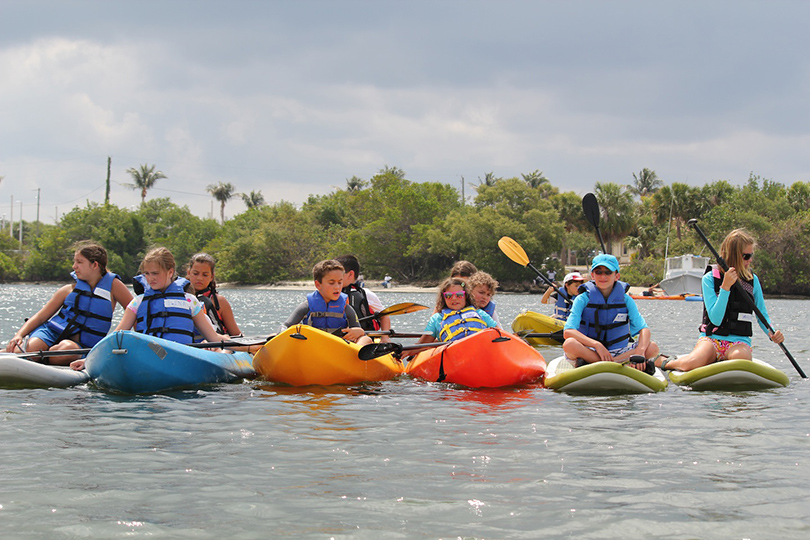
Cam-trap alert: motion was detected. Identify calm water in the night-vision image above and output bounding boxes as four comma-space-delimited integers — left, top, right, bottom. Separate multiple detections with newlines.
1, 284, 810, 539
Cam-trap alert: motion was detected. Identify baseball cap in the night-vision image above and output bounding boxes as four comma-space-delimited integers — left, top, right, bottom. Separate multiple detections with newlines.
590, 254, 620, 273
563, 272, 584, 284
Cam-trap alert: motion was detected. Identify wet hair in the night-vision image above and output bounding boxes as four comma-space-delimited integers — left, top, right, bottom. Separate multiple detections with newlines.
450, 260, 478, 278
720, 228, 756, 281
435, 277, 475, 311
313, 259, 345, 283
73, 242, 108, 274
187, 252, 217, 292
334, 254, 360, 277
467, 271, 498, 294
140, 247, 176, 275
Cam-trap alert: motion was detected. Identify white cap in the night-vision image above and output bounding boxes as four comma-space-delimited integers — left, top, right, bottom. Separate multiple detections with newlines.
563, 272, 584, 284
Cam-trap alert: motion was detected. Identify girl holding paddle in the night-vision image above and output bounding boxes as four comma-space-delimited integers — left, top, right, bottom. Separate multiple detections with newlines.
655, 229, 784, 372
5, 243, 132, 364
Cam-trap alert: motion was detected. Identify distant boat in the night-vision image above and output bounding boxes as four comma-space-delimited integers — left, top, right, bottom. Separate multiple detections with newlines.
659, 254, 710, 296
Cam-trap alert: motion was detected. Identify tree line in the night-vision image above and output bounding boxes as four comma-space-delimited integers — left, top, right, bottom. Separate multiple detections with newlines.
2, 166, 810, 296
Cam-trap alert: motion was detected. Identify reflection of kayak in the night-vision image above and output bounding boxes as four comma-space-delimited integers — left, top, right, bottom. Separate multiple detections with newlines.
544, 356, 668, 394
511, 310, 565, 346
668, 358, 789, 390
0, 354, 90, 389
406, 328, 546, 388
253, 325, 404, 386
85, 331, 255, 394
630, 294, 703, 301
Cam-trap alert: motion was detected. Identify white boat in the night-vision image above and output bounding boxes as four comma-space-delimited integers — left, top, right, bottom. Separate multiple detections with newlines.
659, 254, 709, 296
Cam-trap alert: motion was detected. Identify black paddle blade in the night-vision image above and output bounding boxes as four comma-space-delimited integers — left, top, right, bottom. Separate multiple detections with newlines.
582, 193, 601, 229
358, 342, 403, 361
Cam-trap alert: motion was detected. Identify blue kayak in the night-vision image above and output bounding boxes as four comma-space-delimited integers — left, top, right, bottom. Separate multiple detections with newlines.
84, 331, 256, 394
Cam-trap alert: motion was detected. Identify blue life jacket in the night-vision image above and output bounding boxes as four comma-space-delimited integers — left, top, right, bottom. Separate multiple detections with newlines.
438, 306, 489, 342
305, 291, 349, 330
134, 275, 195, 344
481, 300, 496, 318
46, 271, 118, 347
699, 265, 755, 337
553, 290, 573, 321
577, 280, 631, 350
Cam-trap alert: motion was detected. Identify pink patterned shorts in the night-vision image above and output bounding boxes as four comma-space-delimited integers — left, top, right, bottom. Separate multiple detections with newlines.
698, 336, 751, 361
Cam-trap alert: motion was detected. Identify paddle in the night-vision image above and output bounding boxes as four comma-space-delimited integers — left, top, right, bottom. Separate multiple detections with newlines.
365, 330, 433, 339
688, 218, 807, 378
357, 302, 427, 322
582, 192, 607, 253
13, 348, 92, 360
358, 341, 446, 361
516, 329, 565, 342
498, 236, 573, 305
187, 335, 275, 349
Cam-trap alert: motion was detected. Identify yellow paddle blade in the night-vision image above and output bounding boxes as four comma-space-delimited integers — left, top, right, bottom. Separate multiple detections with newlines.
498, 236, 530, 267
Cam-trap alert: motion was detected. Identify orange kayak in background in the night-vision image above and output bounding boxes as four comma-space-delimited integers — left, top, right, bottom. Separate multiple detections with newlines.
405, 328, 546, 388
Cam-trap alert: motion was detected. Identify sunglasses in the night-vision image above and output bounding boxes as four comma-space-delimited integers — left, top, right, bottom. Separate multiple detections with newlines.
742, 252, 754, 261
443, 291, 466, 299
592, 269, 614, 276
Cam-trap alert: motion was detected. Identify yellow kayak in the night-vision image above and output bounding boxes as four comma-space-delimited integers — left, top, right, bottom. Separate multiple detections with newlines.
253, 325, 404, 386
511, 310, 565, 346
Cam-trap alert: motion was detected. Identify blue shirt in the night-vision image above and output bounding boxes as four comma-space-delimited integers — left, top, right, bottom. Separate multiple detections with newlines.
423, 309, 499, 340
564, 286, 648, 338
701, 271, 771, 346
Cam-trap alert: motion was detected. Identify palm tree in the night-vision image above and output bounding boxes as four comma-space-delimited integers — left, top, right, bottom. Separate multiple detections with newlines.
595, 182, 635, 254
522, 169, 549, 189
241, 190, 265, 210
207, 182, 236, 224
629, 168, 663, 198
126, 164, 167, 204
346, 176, 367, 192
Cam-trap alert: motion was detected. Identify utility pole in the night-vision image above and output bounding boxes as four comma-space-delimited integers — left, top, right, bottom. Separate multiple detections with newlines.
461, 176, 465, 205
105, 156, 111, 205
9, 195, 13, 238
18, 200, 22, 249
34, 187, 40, 236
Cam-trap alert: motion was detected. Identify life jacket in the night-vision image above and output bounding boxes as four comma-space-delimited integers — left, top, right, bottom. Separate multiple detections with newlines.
577, 280, 631, 350
305, 291, 349, 330
195, 285, 227, 341
481, 300, 496, 318
699, 265, 755, 337
134, 275, 195, 344
438, 306, 489, 342
46, 271, 118, 347
553, 290, 573, 320
343, 282, 379, 331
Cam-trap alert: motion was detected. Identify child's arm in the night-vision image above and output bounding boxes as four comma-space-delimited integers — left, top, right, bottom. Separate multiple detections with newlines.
6, 284, 72, 352
540, 287, 554, 304
563, 327, 613, 362
192, 310, 229, 343
114, 305, 138, 331
215, 294, 242, 336
283, 302, 310, 328
111, 278, 134, 312
341, 306, 366, 343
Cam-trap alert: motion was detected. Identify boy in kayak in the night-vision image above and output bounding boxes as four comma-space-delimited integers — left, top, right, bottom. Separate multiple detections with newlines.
467, 271, 502, 328
562, 254, 659, 373
541, 271, 585, 321
335, 254, 391, 341
283, 259, 372, 345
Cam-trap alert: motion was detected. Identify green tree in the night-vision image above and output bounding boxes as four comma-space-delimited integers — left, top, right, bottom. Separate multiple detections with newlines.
207, 182, 236, 224
136, 199, 219, 267
345, 176, 367, 192
629, 168, 663, 198
126, 164, 167, 205
594, 182, 635, 253
241, 190, 266, 210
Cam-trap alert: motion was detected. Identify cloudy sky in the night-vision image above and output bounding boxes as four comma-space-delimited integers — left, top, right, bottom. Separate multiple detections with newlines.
2, 0, 809, 223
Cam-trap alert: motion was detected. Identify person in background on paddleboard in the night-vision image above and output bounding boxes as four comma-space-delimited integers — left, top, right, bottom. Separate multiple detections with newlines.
70, 247, 229, 371
467, 271, 502, 328
5, 243, 133, 365
282, 259, 373, 346
416, 277, 498, 345
654, 229, 784, 372
562, 254, 659, 373
185, 252, 242, 339
335, 254, 391, 342
541, 271, 585, 321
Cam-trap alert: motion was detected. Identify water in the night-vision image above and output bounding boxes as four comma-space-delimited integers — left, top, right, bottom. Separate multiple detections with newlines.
2, 284, 810, 538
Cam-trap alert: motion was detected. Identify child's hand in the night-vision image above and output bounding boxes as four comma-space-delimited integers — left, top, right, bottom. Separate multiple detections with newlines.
341, 327, 366, 343
594, 342, 612, 362
770, 330, 784, 344
70, 359, 85, 371
721, 267, 738, 291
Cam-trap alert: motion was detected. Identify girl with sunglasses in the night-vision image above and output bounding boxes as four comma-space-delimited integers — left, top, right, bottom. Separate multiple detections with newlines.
655, 228, 783, 372
416, 277, 498, 345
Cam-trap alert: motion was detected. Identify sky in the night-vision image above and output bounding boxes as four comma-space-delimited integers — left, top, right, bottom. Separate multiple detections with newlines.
2, 0, 809, 224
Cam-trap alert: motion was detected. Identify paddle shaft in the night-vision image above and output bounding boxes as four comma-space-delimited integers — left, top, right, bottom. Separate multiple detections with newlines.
14, 348, 92, 360
688, 219, 806, 378
520, 331, 564, 340
365, 330, 432, 338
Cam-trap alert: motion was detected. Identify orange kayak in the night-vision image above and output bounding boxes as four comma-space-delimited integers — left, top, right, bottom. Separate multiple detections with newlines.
630, 294, 703, 301
405, 328, 546, 388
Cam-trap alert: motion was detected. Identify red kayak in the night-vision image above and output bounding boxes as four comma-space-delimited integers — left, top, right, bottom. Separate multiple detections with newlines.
405, 328, 546, 388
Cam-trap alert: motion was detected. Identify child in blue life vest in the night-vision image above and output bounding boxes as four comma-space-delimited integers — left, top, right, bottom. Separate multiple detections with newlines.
283, 259, 372, 345
653, 229, 784, 372
69, 247, 229, 371
186, 252, 242, 338
541, 271, 585, 321
5, 243, 133, 365
467, 271, 502, 328
416, 277, 498, 345
562, 254, 659, 373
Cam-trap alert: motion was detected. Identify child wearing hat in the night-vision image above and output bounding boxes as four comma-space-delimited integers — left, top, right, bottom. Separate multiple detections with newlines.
541, 271, 585, 321
562, 254, 660, 373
